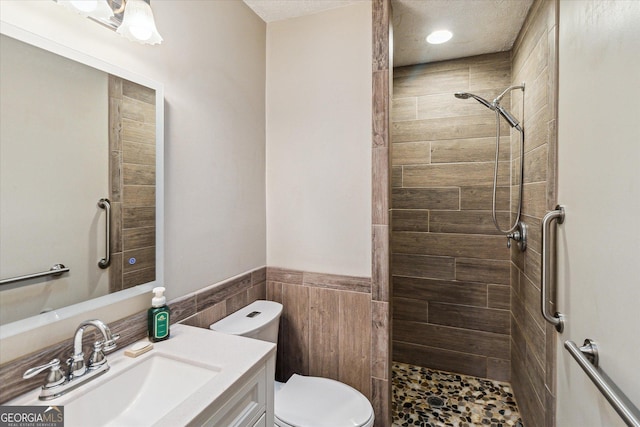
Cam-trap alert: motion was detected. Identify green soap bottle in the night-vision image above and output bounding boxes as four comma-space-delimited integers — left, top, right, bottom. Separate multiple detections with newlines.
148, 287, 170, 342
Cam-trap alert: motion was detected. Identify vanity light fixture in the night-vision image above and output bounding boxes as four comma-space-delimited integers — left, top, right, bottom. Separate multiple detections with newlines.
58, 0, 114, 19
55, 0, 163, 45
426, 30, 453, 45
117, 0, 163, 45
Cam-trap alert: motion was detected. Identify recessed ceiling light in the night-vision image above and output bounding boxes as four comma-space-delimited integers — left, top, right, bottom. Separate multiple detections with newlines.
426, 30, 453, 45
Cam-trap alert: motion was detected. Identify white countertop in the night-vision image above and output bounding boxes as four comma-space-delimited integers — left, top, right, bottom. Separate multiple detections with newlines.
9, 324, 276, 426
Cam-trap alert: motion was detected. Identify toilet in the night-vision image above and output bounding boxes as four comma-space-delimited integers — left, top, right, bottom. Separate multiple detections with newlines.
210, 300, 375, 427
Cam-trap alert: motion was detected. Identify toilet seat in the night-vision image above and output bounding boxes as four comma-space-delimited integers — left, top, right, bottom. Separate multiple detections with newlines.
274, 374, 374, 427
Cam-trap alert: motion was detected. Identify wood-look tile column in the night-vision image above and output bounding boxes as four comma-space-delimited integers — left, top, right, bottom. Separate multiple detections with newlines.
371, 0, 392, 425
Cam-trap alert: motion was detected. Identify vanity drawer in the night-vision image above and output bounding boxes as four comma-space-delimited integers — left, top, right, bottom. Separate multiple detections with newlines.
200, 365, 266, 427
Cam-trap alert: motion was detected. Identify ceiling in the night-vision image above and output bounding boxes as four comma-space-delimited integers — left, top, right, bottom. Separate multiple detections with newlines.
242, 0, 534, 67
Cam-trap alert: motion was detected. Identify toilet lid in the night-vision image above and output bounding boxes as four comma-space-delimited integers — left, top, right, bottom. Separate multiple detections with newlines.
275, 375, 373, 427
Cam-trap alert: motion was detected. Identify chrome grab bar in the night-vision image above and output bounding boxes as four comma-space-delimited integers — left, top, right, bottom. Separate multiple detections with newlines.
565, 340, 640, 427
97, 198, 111, 269
0, 264, 70, 286
541, 205, 565, 332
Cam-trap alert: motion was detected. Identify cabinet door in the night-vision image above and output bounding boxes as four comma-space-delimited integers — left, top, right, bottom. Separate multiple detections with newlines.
201, 366, 266, 427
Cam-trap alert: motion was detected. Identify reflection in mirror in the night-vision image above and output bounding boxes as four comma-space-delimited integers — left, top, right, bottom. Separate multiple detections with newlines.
0, 33, 158, 327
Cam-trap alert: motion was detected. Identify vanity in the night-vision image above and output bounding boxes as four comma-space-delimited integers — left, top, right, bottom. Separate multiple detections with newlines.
8, 324, 276, 427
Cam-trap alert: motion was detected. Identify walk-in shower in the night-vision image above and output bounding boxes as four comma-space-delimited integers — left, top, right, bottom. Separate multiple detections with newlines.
455, 84, 527, 251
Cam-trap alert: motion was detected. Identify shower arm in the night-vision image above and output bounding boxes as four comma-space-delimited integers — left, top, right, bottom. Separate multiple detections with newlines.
493, 84, 525, 105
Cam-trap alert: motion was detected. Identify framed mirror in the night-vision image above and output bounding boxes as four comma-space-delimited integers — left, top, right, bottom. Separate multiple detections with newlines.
0, 22, 164, 357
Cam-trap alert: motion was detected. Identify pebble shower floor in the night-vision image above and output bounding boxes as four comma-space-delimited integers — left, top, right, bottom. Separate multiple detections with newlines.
392, 362, 524, 427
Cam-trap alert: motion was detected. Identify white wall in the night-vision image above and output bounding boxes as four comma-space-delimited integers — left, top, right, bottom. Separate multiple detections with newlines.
0, 35, 109, 323
266, 3, 372, 277
0, 1, 266, 358
556, 1, 640, 426
0, 0, 267, 302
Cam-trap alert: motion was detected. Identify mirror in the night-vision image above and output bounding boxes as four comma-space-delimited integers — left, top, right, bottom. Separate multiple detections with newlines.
0, 24, 164, 340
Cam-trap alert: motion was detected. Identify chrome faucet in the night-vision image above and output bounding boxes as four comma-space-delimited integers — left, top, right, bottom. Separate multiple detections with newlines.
68, 319, 119, 378
23, 319, 120, 400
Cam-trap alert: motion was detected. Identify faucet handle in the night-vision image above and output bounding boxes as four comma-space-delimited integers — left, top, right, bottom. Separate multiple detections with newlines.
23, 359, 66, 388
88, 341, 106, 368
103, 333, 120, 353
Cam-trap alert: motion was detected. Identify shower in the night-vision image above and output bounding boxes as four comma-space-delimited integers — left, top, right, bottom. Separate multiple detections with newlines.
455, 84, 527, 251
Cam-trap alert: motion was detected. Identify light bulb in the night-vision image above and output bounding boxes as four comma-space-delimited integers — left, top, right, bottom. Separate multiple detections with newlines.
117, 0, 163, 45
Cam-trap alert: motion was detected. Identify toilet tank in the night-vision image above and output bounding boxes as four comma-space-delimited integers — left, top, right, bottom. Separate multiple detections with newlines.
210, 300, 283, 343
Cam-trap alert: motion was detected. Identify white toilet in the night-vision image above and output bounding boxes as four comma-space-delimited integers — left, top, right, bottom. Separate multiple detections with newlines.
210, 300, 375, 427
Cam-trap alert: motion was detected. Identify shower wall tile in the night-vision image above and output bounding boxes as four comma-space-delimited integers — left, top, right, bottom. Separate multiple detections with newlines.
527, 347, 547, 409
402, 161, 510, 187
393, 341, 487, 378
430, 136, 510, 163
488, 284, 511, 310
487, 357, 511, 382
393, 276, 488, 307
391, 114, 508, 143
428, 302, 510, 335
121, 120, 155, 144
109, 75, 156, 291
393, 297, 428, 322
392, 52, 514, 381
429, 210, 510, 235
455, 258, 510, 285
521, 182, 547, 218
122, 140, 155, 165
391, 253, 455, 280
524, 247, 543, 288
393, 67, 469, 98
123, 163, 155, 185
460, 186, 511, 211
469, 56, 512, 91
522, 106, 550, 152
394, 320, 510, 360
391, 188, 459, 210
392, 232, 509, 260
416, 92, 484, 119
391, 210, 430, 232
391, 141, 431, 165
391, 97, 417, 122
391, 166, 402, 187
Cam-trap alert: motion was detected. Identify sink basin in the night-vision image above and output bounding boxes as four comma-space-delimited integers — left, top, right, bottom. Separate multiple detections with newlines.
65, 353, 219, 426
9, 324, 276, 427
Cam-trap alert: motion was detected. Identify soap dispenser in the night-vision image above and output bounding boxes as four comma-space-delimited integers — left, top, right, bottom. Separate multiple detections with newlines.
148, 287, 170, 342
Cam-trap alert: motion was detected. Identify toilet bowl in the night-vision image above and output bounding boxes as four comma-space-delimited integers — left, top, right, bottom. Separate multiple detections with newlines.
210, 300, 375, 427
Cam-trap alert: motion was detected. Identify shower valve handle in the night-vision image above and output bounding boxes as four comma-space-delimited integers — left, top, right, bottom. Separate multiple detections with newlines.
506, 222, 528, 251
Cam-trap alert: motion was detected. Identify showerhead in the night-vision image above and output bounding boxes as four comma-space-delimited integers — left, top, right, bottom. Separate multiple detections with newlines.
454, 92, 495, 110
454, 91, 522, 131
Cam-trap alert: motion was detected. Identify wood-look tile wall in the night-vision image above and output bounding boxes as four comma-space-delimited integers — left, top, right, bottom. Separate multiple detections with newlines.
108, 76, 156, 293
0, 267, 266, 404
371, 0, 392, 425
391, 52, 513, 381
509, 1, 558, 426
265, 268, 374, 397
